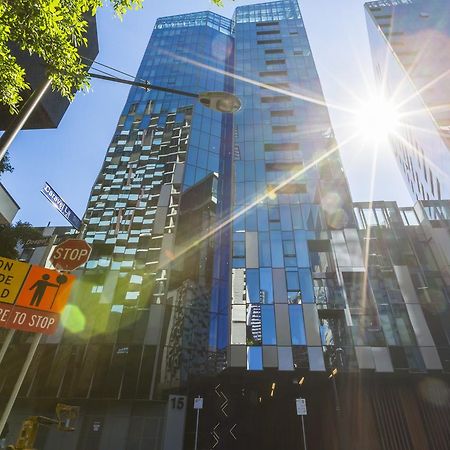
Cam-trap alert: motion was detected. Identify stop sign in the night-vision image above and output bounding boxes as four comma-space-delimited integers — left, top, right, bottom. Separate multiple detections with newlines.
50, 239, 92, 271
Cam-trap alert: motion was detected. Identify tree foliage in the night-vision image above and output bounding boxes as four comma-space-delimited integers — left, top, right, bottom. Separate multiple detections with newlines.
0, 221, 43, 259
0, 0, 227, 113
0, 0, 143, 113
0, 151, 13, 178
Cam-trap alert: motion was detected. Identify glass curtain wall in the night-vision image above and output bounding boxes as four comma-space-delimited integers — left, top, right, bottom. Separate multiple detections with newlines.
47, 11, 234, 400
230, 0, 354, 371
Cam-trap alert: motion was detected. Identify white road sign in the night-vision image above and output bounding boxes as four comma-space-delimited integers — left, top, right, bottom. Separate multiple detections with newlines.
296, 398, 307, 416
194, 397, 204, 410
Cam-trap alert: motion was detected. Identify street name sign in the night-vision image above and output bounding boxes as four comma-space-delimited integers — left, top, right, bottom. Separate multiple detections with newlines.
296, 398, 307, 416
50, 239, 92, 271
23, 235, 67, 249
0, 256, 75, 334
41, 182, 82, 230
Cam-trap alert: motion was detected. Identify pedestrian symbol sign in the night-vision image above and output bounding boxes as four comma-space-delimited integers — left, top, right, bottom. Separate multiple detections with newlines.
16, 266, 73, 313
0, 257, 75, 334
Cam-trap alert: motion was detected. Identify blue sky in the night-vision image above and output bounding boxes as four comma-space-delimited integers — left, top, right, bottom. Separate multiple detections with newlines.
2, 0, 412, 227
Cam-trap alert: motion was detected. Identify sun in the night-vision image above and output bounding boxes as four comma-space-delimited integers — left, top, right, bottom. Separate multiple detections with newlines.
354, 95, 400, 143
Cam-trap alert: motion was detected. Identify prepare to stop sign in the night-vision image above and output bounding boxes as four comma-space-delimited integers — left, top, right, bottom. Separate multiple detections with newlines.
50, 239, 92, 271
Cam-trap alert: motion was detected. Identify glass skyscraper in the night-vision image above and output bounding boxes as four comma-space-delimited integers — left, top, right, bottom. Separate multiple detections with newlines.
229, 0, 354, 373
365, 0, 450, 201
2, 1, 450, 450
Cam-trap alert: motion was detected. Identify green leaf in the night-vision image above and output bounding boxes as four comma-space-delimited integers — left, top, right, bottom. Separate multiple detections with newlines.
0, 0, 143, 112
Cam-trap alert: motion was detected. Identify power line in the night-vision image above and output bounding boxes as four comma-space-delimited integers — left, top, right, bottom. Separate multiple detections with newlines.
89, 66, 122, 80
82, 56, 145, 83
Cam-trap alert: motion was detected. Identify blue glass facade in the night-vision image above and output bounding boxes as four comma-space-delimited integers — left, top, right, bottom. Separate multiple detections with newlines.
127, 11, 233, 188
229, 0, 354, 371
61, 10, 235, 397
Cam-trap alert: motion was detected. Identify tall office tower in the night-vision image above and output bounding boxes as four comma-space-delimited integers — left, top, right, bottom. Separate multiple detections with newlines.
1, 2, 450, 450
229, 0, 354, 374
0, 10, 234, 450
365, 0, 450, 201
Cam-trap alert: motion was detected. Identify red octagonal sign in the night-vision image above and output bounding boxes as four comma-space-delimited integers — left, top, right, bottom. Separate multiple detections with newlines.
50, 239, 92, 272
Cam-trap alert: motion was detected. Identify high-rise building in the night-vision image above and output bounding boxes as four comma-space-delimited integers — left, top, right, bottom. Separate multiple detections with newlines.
1, 2, 450, 450
365, 0, 450, 201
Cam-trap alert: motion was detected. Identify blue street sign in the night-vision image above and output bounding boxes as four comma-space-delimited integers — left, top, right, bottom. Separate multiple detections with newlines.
41, 182, 82, 230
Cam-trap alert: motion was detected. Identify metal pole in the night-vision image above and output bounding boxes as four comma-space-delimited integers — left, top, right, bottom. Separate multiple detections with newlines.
301, 415, 307, 450
331, 374, 346, 450
194, 408, 200, 450
331, 376, 340, 412
0, 329, 15, 365
89, 73, 199, 98
0, 332, 42, 436
0, 79, 52, 163
0, 235, 56, 435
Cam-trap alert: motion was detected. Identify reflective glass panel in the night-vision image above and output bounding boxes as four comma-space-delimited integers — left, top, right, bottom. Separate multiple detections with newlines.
261, 305, 277, 345
260, 268, 274, 304
299, 269, 314, 302
247, 346, 263, 371
289, 305, 306, 345
246, 269, 260, 303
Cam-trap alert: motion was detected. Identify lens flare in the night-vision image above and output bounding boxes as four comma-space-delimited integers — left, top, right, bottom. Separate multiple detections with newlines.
61, 305, 86, 334
355, 96, 400, 142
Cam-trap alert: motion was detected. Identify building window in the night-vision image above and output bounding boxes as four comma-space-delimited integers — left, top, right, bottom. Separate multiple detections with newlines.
259, 70, 288, 77
256, 30, 280, 35
257, 39, 282, 45
265, 48, 284, 54
272, 125, 297, 133
265, 59, 286, 65
261, 95, 291, 103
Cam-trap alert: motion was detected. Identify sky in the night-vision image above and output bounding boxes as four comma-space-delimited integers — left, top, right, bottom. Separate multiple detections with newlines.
2, 0, 413, 227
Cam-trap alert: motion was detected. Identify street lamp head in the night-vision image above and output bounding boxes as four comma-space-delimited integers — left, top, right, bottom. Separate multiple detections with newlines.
198, 91, 242, 113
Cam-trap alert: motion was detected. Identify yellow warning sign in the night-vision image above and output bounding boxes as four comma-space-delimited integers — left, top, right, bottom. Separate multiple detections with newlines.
0, 257, 31, 305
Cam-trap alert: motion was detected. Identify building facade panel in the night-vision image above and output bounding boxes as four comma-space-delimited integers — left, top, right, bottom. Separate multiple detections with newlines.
365, 0, 450, 201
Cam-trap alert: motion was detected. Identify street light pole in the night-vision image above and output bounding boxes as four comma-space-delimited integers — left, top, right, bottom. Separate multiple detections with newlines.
0, 71, 241, 165
89, 73, 198, 98
89, 73, 241, 113
0, 79, 51, 163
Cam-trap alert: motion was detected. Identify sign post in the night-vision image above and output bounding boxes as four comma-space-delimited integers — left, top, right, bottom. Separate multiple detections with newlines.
193, 396, 203, 450
296, 398, 307, 450
0, 332, 41, 436
0, 329, 14, 365
0, 249, 75, 437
